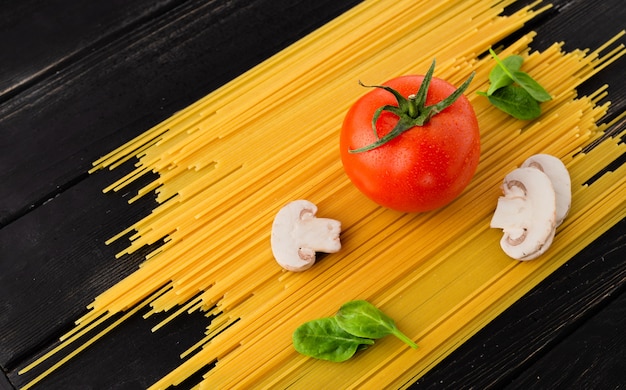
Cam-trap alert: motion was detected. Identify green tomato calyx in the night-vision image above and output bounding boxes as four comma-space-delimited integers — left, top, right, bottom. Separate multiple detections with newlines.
349, 59, 474, 153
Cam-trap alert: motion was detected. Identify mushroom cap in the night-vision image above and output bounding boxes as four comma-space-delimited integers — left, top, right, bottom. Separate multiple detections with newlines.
521, 154, 571, 226
490, 167, 557, 260
271, 200, 342, 272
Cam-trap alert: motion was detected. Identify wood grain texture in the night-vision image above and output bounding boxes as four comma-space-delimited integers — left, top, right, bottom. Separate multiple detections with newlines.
0, 165, 159, 366
0, 0, 624, 388
0, 0, 183, 100
508, 285, 626, 389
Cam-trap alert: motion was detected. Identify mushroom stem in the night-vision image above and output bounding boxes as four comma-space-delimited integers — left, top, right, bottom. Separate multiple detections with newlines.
295, 213, 342, 254
271, 200, 342, 272
490, 167, 557, 261
490, 196, 528, 244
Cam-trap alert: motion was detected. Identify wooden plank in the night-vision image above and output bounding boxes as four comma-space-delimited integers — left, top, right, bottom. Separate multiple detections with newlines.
0, 0, 362, 226
509, 283, 626, 389
0, 0, 183, 99
527, 0, 626, 121
413, 218, 626, 389
0, 164, 158, 367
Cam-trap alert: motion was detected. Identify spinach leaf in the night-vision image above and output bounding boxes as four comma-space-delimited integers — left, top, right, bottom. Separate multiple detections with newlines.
487, 55, 523, 95
292, 300, 418, 362
292, 317, 375, 362
335, 300, 418, 349
489, 48, 552, 102
478, 85, 541, 120
480, 48, 551, 120
509, 70, 552, 102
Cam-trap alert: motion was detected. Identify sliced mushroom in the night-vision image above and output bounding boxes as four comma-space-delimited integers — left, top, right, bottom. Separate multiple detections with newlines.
490, 167, 557, 260
521, 154, 571, 226
271, 200, 342, 271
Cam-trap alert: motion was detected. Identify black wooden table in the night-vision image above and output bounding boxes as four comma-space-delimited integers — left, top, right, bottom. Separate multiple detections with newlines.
1, 1, 624, 389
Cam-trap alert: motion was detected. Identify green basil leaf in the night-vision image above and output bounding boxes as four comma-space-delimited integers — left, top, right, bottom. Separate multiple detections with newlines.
336, 300, 418, 348
292, 317, 375, 362
483, 85, 542, 120
510, 70, 552, 102
487, 55, 523, 95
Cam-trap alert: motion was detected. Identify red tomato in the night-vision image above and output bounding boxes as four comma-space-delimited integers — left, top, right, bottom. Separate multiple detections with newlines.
340, 73, 480, 212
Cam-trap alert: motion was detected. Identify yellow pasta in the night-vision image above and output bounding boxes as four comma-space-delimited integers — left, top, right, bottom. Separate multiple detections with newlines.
19, 0, 625, 389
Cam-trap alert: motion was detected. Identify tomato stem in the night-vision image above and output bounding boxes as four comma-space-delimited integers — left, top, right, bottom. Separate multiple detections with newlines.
350, 60, 474, 154
407, 95, 418, 118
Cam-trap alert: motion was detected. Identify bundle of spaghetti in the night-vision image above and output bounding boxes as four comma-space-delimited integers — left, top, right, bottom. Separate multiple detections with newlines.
18, 0, 626, 389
